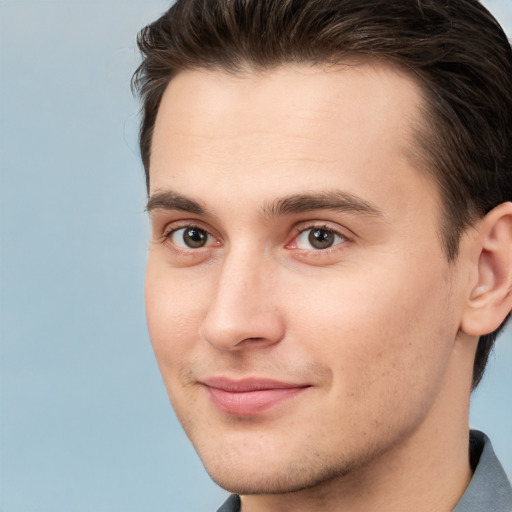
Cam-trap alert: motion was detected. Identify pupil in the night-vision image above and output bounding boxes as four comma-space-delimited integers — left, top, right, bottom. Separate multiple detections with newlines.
309, 228, 334, 249
184, 228, 207, 248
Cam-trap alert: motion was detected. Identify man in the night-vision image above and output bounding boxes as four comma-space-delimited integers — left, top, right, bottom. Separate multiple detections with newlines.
133, 0, 512, 510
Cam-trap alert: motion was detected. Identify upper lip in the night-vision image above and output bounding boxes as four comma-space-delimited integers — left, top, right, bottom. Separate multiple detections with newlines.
202, 377, 310, 392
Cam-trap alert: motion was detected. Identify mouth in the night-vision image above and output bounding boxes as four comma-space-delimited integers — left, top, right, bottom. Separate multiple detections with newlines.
201, 377, 311, 416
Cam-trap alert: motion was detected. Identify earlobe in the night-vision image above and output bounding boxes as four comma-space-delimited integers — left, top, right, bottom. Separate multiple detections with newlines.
461, 202, 512, 336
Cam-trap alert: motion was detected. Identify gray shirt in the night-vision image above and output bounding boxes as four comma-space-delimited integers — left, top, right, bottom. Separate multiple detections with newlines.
216, 431, 512, 512
453, 430, 511, 511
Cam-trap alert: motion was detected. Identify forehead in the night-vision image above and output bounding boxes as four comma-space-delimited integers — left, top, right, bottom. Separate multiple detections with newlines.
149, 61, 435, 217
155, 61, 421, 141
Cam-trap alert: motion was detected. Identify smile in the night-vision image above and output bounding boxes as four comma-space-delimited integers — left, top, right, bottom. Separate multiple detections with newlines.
202, 378, 311, 416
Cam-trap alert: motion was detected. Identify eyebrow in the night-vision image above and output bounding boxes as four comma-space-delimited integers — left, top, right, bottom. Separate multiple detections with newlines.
146, 190, 206, 215
263, 190, 383, 218
146, 189, 383, 219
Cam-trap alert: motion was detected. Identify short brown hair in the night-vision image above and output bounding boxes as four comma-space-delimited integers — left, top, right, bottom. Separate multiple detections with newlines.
133, 0, 512, 388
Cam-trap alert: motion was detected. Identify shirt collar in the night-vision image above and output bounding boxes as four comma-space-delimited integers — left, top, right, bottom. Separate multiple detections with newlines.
453, 430, 512, 512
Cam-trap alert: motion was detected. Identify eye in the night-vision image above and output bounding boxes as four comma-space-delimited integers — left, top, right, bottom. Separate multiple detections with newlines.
294, 227, 346, 250
168, 226, 213, 249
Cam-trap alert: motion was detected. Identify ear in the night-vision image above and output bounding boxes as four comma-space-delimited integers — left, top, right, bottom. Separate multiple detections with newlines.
461, 202, 512, 336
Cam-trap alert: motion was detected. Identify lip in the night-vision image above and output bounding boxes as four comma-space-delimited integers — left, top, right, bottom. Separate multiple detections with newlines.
202, 377, 310, 416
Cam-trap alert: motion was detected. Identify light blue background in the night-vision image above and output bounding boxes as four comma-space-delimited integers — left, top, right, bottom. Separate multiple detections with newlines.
0, 1, 510, 511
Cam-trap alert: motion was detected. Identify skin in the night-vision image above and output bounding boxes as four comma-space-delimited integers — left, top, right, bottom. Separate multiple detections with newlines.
145, 62, 510, 511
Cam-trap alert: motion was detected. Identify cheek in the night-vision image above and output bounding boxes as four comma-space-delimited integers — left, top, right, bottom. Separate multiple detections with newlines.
145, 264, 209, 367
145, 267, 213, 424
285, 256, 457, 399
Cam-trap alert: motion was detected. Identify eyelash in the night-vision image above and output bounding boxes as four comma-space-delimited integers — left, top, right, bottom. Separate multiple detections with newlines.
162, 223, 218, 250
290, 224, 348, 251
161, 222, 349, 253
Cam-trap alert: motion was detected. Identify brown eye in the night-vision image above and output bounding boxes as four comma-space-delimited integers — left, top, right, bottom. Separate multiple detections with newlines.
294, 227, 345, 250
308, 228, 336, 249
170, 227, 210, 248
183, 227, 208, 248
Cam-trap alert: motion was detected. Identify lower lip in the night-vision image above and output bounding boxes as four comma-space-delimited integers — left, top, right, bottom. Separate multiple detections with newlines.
205, 386, 308, 416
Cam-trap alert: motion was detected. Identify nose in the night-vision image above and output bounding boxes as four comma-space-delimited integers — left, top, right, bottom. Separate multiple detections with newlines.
199, 251, 285, 351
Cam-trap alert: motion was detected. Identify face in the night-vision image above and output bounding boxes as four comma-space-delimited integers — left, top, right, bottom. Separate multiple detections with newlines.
146, 63, 466, 494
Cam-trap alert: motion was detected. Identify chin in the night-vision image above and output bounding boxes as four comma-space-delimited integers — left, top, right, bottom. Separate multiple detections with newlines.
198, 447, 359, 495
